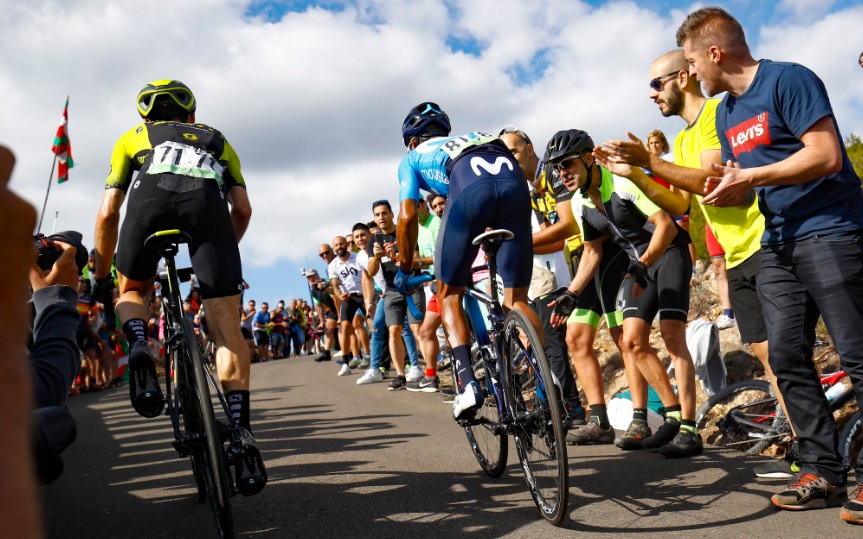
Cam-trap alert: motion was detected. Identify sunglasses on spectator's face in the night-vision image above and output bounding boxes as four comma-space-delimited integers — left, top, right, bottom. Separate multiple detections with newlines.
498, 125, 533, 146
649, 70, 681, 91
319, 250, 333, 257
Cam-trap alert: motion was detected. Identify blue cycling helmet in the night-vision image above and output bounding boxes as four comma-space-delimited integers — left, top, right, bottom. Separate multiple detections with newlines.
402, 102, 451, 146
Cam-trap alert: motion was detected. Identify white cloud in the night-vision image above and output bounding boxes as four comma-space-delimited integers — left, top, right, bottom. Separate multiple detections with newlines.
778, 0, 837, 19
1, 0, 862, 287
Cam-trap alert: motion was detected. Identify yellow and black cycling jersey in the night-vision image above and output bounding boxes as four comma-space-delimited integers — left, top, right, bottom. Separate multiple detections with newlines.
531, 167, 582, 253
105, 121, 246, 194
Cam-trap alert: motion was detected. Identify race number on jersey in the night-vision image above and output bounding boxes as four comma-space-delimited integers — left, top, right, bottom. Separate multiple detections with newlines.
147, 141, 225, 186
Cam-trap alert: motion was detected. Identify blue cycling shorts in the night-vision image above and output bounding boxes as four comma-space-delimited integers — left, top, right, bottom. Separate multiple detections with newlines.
434, 145, 533, 288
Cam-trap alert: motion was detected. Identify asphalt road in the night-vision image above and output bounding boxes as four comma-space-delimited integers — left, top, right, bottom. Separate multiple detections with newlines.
41, 355, 861, 538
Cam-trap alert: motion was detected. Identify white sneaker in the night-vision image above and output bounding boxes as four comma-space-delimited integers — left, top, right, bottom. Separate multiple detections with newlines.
716, 314, 737, 330
356, 368, 383, 385
338, 364, 352, 377
452, 380, 484, 420
406, 365, 423, 383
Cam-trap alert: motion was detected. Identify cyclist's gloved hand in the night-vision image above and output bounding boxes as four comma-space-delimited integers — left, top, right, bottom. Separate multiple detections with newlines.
94, 276, 117, 330
551, 290, 578, 319
393, 268, 412, 294
626, 260, 648, 289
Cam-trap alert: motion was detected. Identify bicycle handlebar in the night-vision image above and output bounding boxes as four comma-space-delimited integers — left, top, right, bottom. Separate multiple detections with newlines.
404, 273, 435, 321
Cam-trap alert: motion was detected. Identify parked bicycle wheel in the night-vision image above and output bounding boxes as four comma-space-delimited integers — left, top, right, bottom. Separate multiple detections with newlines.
503, 309, 568, 526
840, 411, 862, 473
459, 340, 507, 478
695, 380, 786, 455
179, 318, 234, 538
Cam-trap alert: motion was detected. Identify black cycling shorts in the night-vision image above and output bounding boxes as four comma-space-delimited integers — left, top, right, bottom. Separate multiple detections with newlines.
727, 251, 767, 344
338, 295, 366, 322
622, 246, 691, 323
568, 240, 628, 329
115, 175, 243, 299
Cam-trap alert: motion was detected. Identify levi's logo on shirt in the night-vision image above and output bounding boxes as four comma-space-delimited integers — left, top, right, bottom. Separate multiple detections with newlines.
726, 111, 771, 158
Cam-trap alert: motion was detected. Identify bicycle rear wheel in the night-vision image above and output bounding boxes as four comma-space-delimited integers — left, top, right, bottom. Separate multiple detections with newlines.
459, 341, 507, 478
179, 319, 235, 538
696, 380, 785, 455
503, 310, 568, 526
840, 411, 862, 473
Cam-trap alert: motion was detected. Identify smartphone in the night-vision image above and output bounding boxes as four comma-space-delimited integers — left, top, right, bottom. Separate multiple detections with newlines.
373, 233, 385, 247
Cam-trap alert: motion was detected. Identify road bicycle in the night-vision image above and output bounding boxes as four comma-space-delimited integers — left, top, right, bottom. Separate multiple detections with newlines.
407, 229, 569, 526
147, 230, 236, 538
696, 370, 861, 470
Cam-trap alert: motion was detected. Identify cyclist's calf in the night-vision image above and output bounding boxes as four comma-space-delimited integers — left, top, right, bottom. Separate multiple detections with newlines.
203, 294, 250, 391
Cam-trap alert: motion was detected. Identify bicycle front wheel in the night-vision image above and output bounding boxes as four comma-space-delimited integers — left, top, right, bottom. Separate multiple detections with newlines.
180, 319, 235, 538
503, 310, 568, 526
458, 340, 507, 477
696, 380, 784, 455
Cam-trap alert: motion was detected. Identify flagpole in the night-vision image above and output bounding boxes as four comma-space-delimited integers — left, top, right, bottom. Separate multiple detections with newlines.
36, 156, 58, 233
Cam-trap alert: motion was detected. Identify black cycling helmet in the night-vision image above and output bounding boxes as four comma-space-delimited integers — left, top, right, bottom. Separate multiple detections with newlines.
543, 129, 594, 164
136, 79, 196, 120
544, 129, 597, 195
402, 102, 451, 146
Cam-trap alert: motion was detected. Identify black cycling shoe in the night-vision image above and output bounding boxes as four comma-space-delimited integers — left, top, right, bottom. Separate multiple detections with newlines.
128, 340, 164, 419
641, 417, 681, 449
226, 427, 267, 496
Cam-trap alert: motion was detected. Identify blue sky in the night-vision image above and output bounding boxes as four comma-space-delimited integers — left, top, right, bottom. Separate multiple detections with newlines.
233, 0, 863, 305
5, 0, 863, 307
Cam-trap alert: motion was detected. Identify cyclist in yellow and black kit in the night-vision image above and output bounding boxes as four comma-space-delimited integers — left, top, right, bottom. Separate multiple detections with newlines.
93, 80, 265, 496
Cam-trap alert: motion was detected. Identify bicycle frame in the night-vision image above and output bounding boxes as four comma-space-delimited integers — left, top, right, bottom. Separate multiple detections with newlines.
156, 241, 231, 455
461, 244, 554, 435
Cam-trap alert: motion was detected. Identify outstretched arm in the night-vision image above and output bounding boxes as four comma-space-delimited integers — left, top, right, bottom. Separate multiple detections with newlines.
94, 188, 125, 280
396, 199, 419, 271
703, 116, 842, 206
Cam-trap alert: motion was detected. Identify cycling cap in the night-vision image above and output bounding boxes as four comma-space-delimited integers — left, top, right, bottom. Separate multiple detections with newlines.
544, 129, 594, 163
402, 102, 451, 146
136, 80, 196, 119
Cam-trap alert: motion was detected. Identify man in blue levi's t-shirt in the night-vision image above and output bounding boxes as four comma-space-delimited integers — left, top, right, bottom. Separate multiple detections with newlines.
677, 6, 863, 520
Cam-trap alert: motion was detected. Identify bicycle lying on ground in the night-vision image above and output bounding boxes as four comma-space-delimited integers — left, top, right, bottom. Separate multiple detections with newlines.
407, 229, 569, 526
147, 230, 237, 538
696, 370, 861, 470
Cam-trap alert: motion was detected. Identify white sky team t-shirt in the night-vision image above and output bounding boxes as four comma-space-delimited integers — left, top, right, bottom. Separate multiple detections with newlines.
327, 252, 363, 294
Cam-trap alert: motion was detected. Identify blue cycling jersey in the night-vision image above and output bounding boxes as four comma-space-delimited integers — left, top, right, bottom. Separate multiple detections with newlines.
397, 132, 498, 201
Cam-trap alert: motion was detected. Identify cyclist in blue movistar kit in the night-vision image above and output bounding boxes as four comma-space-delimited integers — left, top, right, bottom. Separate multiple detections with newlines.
393, 102, 541, 420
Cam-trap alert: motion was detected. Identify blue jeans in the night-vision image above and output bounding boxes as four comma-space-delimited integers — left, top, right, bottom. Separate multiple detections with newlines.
369, 297, 418, 369
759, 232, 863, 484
269, 332, 286, 355
288, 324, 304, 356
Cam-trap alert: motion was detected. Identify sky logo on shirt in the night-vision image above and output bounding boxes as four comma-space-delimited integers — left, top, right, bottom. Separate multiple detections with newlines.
726, 111, 771, 158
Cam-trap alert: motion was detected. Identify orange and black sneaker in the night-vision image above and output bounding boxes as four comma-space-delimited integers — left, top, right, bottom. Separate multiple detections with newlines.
614, 421, 651, 450
772, 473, 847, 510
842, 484, 863, 525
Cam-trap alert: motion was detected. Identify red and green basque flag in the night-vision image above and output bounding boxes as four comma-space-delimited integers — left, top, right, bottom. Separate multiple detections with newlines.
51, 97, 74, 183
